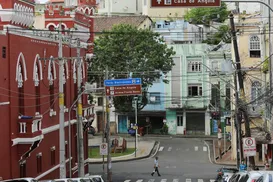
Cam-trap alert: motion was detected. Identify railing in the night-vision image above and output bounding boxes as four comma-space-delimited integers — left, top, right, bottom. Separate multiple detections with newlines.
18, 118, 42, 138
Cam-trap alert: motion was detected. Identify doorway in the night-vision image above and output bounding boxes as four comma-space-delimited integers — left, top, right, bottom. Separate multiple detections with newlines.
176, 115, 184, 134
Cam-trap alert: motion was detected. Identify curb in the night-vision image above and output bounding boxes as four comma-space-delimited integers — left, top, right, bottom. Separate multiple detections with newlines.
94, 133, 217, 139
87, 141, 158, 164
204, 140, 213, 164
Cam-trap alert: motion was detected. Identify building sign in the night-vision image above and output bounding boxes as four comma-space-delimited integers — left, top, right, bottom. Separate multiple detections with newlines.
243, 137, 256, 157
104, 78, 142, 97
105, 85, 142, 96
151, 0, 221, 7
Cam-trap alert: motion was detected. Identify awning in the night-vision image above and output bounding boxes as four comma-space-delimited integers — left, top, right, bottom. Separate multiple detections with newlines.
19, 139, 41, 164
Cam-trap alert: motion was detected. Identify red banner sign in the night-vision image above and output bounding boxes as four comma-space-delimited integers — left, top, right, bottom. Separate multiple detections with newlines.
151, 0, 221, 7
105, 85, 142, 96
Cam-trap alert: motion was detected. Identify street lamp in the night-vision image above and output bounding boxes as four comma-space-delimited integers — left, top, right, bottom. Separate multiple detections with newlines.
68, 86, 104, 177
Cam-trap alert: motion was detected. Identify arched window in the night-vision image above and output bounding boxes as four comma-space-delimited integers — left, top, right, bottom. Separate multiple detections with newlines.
18, 62, 25, 115
249, 35, 261, 58
35, 63, 41, 113
49, 62, 55, 109
251, 81, 261, 105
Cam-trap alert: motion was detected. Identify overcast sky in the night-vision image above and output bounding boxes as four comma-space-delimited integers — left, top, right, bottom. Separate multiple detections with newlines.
36, 0, 48, 3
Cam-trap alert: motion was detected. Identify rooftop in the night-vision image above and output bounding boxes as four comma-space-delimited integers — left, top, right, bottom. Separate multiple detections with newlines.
93, 15, 151, 32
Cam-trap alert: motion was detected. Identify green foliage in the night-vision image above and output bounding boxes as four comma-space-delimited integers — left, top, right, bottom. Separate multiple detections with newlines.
184, 2, 229, 24
89, 24, 175, 112
203, 25, 231, 45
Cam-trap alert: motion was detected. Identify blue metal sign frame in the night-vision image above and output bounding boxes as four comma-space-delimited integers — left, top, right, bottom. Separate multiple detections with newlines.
104, 78, 142, 86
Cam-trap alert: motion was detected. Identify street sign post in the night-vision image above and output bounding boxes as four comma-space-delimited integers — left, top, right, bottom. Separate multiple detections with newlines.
105, 85, 142, 96
104, 78, 141, 87
243, 137, 256, 157
151, 0, 221, 7
104, 78, 142, 97
100, 143, 108, 156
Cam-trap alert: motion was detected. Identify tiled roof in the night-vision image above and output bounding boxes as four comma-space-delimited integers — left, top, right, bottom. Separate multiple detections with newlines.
94, 16, 151, 32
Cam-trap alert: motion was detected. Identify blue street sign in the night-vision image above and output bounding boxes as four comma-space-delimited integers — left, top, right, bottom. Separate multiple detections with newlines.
104, 78, 142, 86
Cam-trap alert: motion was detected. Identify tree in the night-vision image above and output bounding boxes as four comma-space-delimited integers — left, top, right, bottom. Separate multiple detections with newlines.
184, 2, 230, 24
88, 24, 175, 112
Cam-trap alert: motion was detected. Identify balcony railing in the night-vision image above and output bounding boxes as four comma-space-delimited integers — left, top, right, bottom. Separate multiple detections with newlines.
18, 118, 42, 138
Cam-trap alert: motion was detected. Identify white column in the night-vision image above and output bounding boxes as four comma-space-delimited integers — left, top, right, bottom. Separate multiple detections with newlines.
205, 111, 211, 135
183, 109, 186, 134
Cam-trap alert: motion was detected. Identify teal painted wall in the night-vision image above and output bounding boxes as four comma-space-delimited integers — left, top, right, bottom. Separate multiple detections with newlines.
166, 110, 177, 135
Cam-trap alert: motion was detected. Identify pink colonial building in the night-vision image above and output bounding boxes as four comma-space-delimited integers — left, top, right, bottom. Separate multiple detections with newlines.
0, 0, 95, 179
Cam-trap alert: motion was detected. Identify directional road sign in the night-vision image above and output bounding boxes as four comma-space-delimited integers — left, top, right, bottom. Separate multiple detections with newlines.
104, 78, 141, 87
151, 0, 221, 7
105, 85, 142, 96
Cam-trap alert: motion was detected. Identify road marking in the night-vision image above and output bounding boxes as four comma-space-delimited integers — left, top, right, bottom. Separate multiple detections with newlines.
123, 180, 131, 182
203, 146, 207, 151
136, 180, 143, 182
168, 147, 172, 151
148, 179, 155, 182
159, 146, 164, 151
176, 148, 181, 151
198, 179, 204, 182
210, 180, 215, 182
194, 146, 198, 151
173, 179, 179, 182
186, 179, 191, 182
160, 179, 167, 182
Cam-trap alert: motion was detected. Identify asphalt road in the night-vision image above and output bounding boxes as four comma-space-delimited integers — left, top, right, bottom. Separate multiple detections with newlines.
88, 137, 222, 182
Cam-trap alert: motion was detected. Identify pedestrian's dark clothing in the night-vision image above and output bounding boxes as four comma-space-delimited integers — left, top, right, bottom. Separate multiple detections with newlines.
151, 158, 161, 176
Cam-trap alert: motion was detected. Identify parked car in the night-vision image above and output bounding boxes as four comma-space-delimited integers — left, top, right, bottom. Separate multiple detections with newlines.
54, 179, 77, 182
83, 175, 104, 182
255, 171, 273, 182
3, 178, 38, 182
229, 171, 265, 182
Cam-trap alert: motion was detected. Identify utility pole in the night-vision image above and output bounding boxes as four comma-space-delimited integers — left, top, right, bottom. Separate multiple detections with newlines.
105, 67, 112, 182
134, 97, 138, 157
76, 38, 85, 177
58, 21, 66, 178
230, 13, 255, 169
234, 69, 243, 168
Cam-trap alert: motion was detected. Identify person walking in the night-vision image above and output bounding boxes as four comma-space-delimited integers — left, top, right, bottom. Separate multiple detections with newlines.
151, 156, 161, 176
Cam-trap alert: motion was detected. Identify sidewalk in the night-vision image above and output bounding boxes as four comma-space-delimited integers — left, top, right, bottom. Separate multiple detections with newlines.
87, 135, 158, 164
212, 139, 264, 167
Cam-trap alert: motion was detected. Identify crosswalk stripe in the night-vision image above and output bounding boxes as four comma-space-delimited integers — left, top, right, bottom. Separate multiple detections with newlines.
148, 179, 155, 182
168, 147, 172, 151
194, 146, 198, 151
210, 180, 215, 182
159, 146, 164, 151
123, 180, 131, 182
198, 179, 204, 182
203, 146, 207, 151
186, 179, 192, 182
173, 179, 179, 182
160, 179, 167, 182
136, 180, 143, 182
